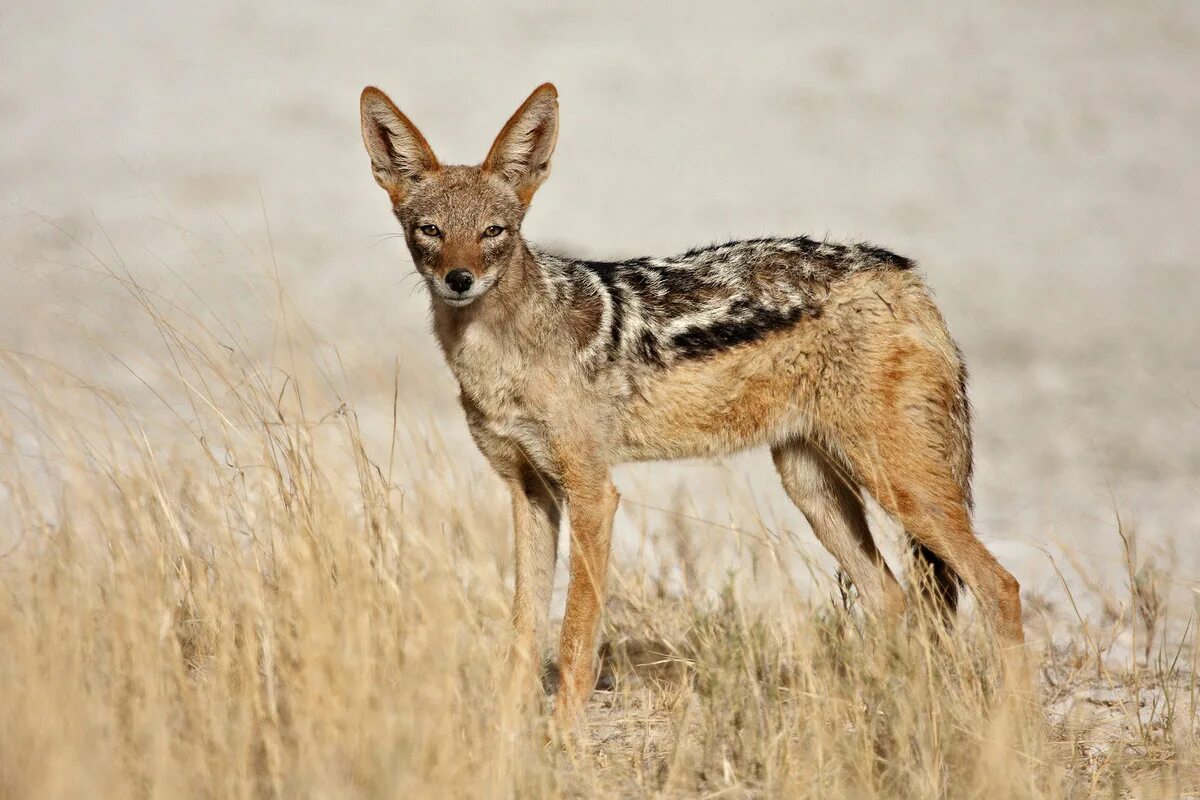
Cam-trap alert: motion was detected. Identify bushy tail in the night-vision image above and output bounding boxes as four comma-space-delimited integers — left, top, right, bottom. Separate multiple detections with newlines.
910, 539, 960, 621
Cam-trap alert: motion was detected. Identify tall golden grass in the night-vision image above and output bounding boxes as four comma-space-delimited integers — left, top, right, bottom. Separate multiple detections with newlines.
0, 233, 1196, 798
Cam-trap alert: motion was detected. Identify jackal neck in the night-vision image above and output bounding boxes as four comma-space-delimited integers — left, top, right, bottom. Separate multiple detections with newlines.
429, 239, 561, 366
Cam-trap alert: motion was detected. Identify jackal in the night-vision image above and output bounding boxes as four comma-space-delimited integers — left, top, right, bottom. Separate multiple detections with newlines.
359, 83, 1024, 721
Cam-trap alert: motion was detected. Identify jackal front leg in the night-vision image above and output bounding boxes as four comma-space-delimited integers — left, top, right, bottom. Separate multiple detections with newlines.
554, 463, 619, 727
508, 468, 562, 678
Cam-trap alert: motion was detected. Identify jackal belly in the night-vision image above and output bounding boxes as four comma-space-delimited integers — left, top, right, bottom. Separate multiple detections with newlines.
614, 327, 823, 462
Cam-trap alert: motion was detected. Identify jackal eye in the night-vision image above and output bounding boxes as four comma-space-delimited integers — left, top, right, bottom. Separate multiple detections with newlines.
417, 224, 441, 238
482, 225, 505, 238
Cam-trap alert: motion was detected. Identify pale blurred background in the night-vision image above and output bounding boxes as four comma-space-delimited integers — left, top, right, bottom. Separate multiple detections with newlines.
2, 1, 1198, 622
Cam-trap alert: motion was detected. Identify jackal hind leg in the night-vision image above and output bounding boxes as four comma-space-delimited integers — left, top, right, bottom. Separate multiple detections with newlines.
843, 343, 1024, 647
864, 458, 1023, 647
772, 439, 906, 621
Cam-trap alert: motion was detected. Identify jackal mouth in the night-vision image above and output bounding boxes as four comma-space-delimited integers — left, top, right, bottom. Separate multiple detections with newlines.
428, 273, 497, 308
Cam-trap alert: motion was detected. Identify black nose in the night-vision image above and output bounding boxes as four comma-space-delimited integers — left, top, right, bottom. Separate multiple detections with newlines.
445, 269, 474, 294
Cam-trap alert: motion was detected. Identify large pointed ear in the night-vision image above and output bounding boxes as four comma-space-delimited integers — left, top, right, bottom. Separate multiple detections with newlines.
360, 86, 440, 202
482, 83, 559, 205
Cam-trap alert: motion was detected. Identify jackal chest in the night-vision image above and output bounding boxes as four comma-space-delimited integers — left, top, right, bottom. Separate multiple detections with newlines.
449, 322, 530, 400
459, 385, 559, 481
449, 330, 561, 475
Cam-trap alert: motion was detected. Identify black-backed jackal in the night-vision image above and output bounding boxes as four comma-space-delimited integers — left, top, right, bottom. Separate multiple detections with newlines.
359, 83, 1024, 725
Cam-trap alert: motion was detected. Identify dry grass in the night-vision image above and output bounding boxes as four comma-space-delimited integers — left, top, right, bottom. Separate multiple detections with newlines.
1, 243, 1197, 799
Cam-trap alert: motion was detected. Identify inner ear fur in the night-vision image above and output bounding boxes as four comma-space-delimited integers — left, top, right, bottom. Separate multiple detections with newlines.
360, 86, 440, 202
483, 83, 559, 205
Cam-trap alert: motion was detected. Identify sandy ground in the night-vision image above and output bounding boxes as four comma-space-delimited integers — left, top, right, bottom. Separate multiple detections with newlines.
3, 1, 1199, 629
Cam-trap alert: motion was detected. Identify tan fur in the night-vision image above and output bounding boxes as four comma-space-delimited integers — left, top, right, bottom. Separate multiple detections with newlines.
359, 84, 1025, 726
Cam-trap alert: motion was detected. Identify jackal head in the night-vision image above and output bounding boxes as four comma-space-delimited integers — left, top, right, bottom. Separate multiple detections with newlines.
360, 83, 559, 308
